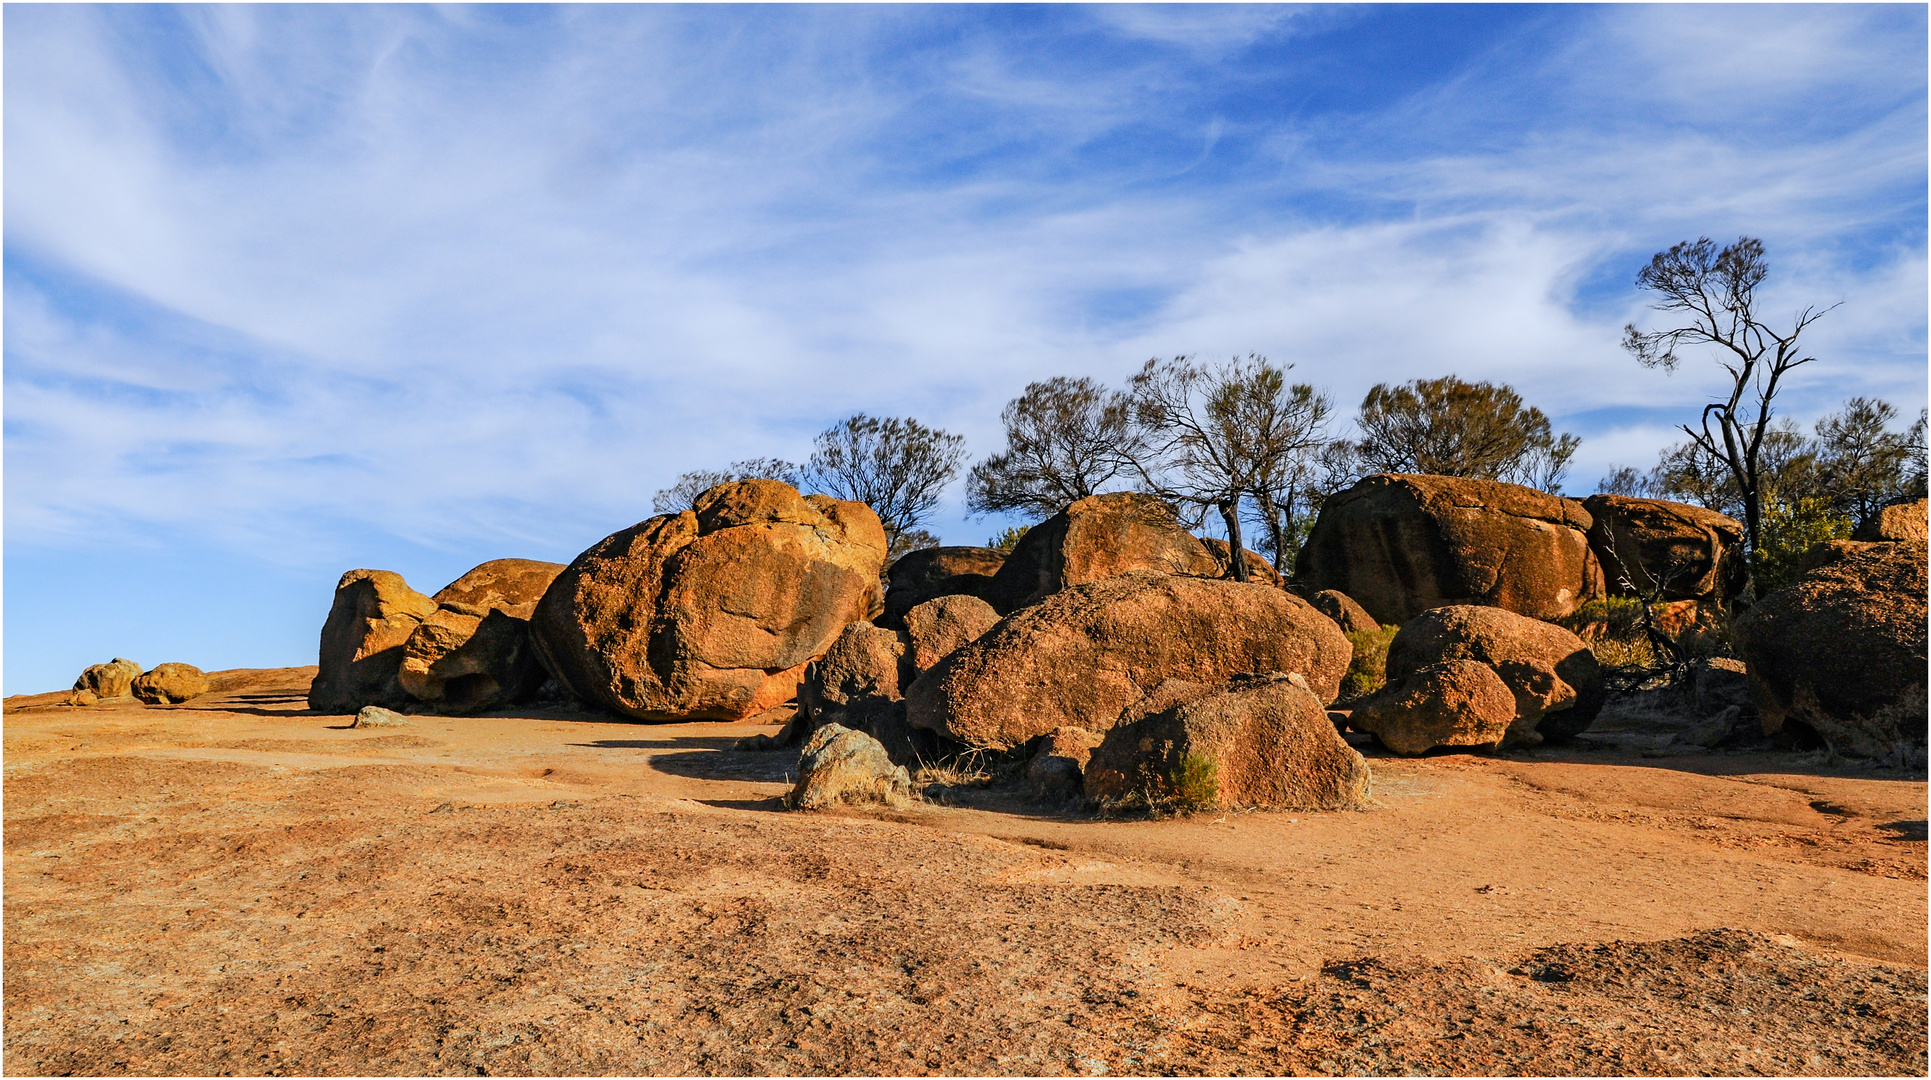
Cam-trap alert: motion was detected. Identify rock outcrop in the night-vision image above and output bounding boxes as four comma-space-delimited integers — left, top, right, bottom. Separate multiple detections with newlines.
1734, 540, 1927, 761
131, 663, 211, 705
788, 724, 912, 809
1854, 498, 1928, 543
1347, 659, 1520, 755
800, 621, 909, 731
984, 493, 1219, 613
532, 480, 888, 721
1083, 674, 1371, 810
1309, 589, 1380, 635
71, 658, 143, 705
398, 559, 565, 714
1582, 494, 1746, 602
1373, 604, 1605, 747
880, 546, 1007, 630
1293, 474, 1603, 625
308, 570, 440, 714
907, 571, 1352, 750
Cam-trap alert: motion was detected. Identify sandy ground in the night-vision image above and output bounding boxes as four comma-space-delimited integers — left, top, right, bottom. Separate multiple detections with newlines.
4, 667, 1925, 1076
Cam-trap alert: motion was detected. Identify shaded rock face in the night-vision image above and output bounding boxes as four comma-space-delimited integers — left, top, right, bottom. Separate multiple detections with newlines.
532, 480, 888, 722
1310, 590, 1380, 635
880, 547, 1006, 630
1348, 660, 1520, 756
788, 724, 912, 810
1582, 494, 1745, 602
1734, 540, 1928, 762
399, 559, 565, 714
1293, 474, 1604, 625
131, 663, 211, 705
308, 570, 440, 714
1083, 674, 1371, 810
1382, 605, 1605, 744
799, 621, 916, 760
1199, 538, 1282, 586
72, 658, 143, 705
1027, 727, 1106, 802
1854, 498, 1928, 543
985, 493, 1219, 613
906, 571, 1352, 751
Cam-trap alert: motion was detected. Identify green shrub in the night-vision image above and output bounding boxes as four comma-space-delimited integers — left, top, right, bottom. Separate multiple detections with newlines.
1752, 496, 1852, 597
1339, 625, 1400, 701
985, 525, 1030, 553
1168, 752, 1220, 810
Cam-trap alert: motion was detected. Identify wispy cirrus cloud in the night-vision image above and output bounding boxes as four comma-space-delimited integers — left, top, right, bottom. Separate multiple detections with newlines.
5, 4, 1923, 691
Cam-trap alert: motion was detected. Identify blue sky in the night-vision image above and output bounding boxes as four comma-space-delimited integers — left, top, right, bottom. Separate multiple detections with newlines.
6, 4, 1926, 694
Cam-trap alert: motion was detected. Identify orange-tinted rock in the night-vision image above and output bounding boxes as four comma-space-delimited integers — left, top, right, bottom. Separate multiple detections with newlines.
1199, 538, 1282, 586
906, 571, 1351, 750
131, 663, 211, 705
1854, 499, 1928, 543
71, 658, 143, 705
532, 480, 888, 721
985, 493, 1219, 613
1083, 673, 1371, 810
400, 559, 565, 714
1734, 540, 1927, 761
1348, 659, 1519, 755
880, 546, 1007, 630
902, 594, 1001, 675
1384, 605, 1604, 742
1582, 494, 1745, 601
1027, 726, 1107, 801
1293, 474, 1604, 625
1310, 589, 1380, 635
308, 570, 440, 714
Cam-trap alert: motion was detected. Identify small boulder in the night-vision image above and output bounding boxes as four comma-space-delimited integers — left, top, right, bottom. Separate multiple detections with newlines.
131, 663, 211, 705
1293, 474, 1604, 624
1384, 605, 1605, 742
71, 657, 144, 705
1083, 674, 1371, 810
1199, 538, 1283, 586
1734, 540, 1927, 761
352, 706, 411, 728
800, 621, 907, 728
308, 570, 440, 713
1677, 705, 1747, 750
984, 493, 1220, 613
788, 724, 912, 809
902, 594, 1001, 674
1347, 660, 1522, 755
1027, 726, 1106, 801
907, 571, 1353, 750
399, 559, 565, 714
1309, 590, 1380, 635
531, 479, 889, 721
1690, 658, 1752, 717
1854, 498, 1928, 543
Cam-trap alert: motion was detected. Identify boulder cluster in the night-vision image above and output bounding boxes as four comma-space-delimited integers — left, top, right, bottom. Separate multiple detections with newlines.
281, 472, 1923, 809
69, 659, 210, 707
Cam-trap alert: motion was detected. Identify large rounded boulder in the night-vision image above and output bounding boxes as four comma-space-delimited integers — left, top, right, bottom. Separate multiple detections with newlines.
132, 663, 212, 705
308, 570, 440, 713
1347, 659, 1521, 756
1083, 673, 1371, 810
1378, 604, 1605, 744
1582, 494, 1745, 602
905, 570, 1351, 750
399, 558, 566, 714
532, 479, 888, 721
1733, 540, 1927, 761
984, 492, 1220, 613
1293, 474, 1604, 625
70, 658, 144, 706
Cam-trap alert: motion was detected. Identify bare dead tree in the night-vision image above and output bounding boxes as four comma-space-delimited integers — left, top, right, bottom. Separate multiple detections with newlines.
965, 376, 1136, 519
1124, 355, 1331, 583
1623, 236, 1837, 561
804, 413, 967, 560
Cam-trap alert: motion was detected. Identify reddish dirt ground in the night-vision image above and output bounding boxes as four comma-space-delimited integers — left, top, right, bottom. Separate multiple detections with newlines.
5, 667, 1925, 1076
